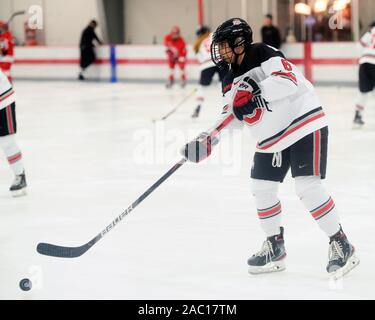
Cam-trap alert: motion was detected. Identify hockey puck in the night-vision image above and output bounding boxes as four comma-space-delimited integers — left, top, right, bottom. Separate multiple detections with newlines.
19, 278, 32, 291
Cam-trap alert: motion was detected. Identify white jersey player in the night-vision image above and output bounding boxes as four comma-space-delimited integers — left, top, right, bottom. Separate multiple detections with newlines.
0, 70, 27, 196
191, 26, 228, 119
182, 18, 359, 278
354, 21, 375, 126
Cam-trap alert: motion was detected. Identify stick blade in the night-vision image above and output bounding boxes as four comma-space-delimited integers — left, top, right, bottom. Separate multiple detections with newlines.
37, 243, 88, 258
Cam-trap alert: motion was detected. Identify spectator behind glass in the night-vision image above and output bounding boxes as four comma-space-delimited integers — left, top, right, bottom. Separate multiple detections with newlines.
78, 20, 103, 81
261, 14, 281, 49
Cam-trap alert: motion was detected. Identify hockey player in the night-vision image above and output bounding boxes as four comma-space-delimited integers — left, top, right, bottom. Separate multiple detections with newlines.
182, 18, 359, 278
0, 69, 27, 196
164, 26, 187, 88
191, 26, 228, 118
354, 21, 375, 126
0, 20, 15, 83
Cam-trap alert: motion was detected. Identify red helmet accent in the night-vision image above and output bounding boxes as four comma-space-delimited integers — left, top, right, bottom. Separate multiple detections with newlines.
171, 26, 180, 34
0, 20, 8, 31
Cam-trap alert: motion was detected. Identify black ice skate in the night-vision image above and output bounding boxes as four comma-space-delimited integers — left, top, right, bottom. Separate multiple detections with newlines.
353, 110, 364, 127
247, 227, 286, 274
166, 79, 174, 89
10, 171, 27, 197
326, 227, 359, 280
191, 105, 201, 119
78, 73, 85, 81
180, 79, 187, 89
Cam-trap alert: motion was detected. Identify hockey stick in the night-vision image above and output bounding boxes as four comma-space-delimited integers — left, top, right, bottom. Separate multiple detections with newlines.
7, 11, 26, 24
37, 159, 187, 258
152, 88, 197, 123
37, 114, 235, 258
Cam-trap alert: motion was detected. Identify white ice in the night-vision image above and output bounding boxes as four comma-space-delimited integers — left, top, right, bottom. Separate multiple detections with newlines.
0, 80, 374, 300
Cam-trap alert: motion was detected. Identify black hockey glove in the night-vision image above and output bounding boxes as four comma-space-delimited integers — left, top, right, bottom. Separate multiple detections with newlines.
232, 77, 262, 121
181, 132, 219, 163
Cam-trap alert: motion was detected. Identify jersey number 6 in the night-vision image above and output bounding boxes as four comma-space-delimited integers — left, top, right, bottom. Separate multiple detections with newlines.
281, 59, 292, 71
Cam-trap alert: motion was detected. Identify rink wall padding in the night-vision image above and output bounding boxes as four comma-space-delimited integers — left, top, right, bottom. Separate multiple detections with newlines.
11, 43, 362, 84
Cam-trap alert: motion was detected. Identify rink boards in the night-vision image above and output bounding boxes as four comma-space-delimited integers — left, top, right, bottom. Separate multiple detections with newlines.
11, 43, 362, 84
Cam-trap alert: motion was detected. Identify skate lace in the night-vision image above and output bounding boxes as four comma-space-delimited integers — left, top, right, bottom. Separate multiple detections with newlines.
255, 240, 274, 261
329, 240, 344, 261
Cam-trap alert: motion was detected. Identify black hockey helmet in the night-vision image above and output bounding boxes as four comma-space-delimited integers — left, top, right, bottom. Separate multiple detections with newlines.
196, 25, 210, 37
211, 18, 253, 70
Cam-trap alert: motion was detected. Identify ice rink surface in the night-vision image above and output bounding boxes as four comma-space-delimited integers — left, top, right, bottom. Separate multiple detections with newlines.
0, 80, 374, 300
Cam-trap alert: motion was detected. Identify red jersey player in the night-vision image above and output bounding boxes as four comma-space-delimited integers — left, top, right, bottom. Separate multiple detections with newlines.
0, 21, 15, 83
164, 26, 187, 88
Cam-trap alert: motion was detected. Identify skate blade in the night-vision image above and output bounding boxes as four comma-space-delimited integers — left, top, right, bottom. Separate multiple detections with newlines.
11, 188, 27, 198
248, 260, 286, 275
329, 255, 360, 280
352, 123, 364, 130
